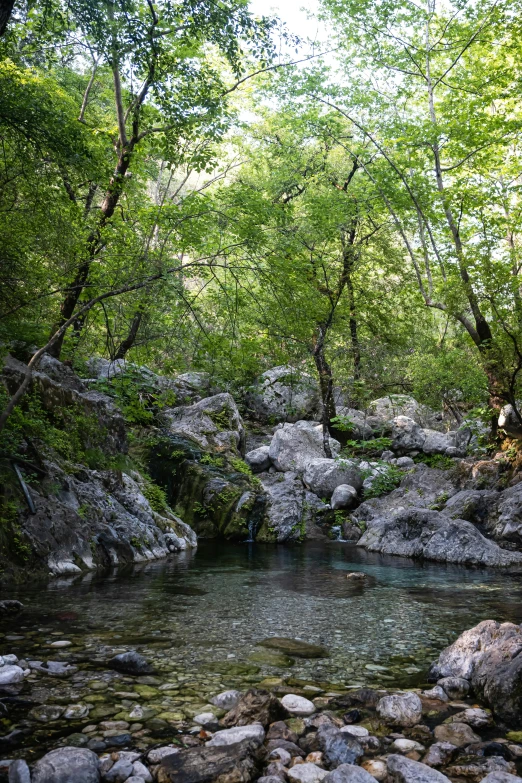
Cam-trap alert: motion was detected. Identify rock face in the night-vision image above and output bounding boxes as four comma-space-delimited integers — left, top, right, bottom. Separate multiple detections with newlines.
376, 693, 422, 727
357, 508, 522, 567
429, 620, 522, 726
256, 472, 330, 543
32, 747, 101, 783
268, 422, 340, 474
246, 366, 320, 423
162, 393, 245, 454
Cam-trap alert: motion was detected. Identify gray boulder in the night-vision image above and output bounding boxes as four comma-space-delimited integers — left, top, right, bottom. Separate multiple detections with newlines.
369, 395, 425, 423
258, 472, 329, 542
442, 490, 498, 528
334, 407, 373, 440
392, 416, 426, 453
32, 747, 100, 783
245, 446, 271, 473
422, 429, 455, 455
269, 421, 340, 474
376, 692, 422, 727
436, 677, 470, 700
162, 393, 244, 454
386, 754, 451, 782
331, 484, 358, 510
247, 366, 320, 423
429, 620, 522, 726
8, 760, 31, 783
303, 458, 363, 499
357, 508, 522, 567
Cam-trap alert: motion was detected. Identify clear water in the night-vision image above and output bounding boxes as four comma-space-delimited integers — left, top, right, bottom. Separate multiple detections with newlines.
3, 541, 522, 689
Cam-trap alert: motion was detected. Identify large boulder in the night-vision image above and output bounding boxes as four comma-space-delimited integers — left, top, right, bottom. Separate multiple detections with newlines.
162, 393, 245, 454
422, 429, 455, 455
357, 508, 522, 567
246, 366, 320, 423
429, 620, 522, 726
353, 464, 457, 524
392, 416, 426, 453
303, 458, 363, 499
334, 407, 374, 440
256, 472, 330, 543
269, 421, 340, 474
369, 395, 425, 423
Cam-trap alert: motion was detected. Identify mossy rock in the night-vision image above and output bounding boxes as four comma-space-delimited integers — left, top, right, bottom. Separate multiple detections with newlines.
248, 648, 295, 667
88, 705, 120, 720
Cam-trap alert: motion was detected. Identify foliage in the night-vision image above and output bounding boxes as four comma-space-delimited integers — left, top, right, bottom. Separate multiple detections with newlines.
414, 454, 455, 471
340, 438, 393, 458
363, 464, 403, 499
142, 480, 170, 514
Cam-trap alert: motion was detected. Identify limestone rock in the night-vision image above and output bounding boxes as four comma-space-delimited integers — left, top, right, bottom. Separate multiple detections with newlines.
433, 722, 480, 747
281, 695, 316, 716
245, 446, 271, 473
324, 765, 376, 783
268, 421, 340, 475
247, 366, 320, 423
32, 747, 101, 783
386, 754, 451, 782
376, 692, 422, 727
162, 393, 245, 454
429, 620, 522, 725
303, 458, 363, 499
331, 485, 358, 510
358, 508, 522, 567
392, 416, 426, 453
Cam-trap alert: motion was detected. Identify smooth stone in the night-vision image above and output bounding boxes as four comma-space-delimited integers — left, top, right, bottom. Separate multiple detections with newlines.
377, 693, 422, 727
104, 758, 133, 783
259, 637, 328, 659
287, 763, 329, 783
207, 723, 265, 747
281, 695, 316, 716
8, 760, 31, 783
436, 677, 470, 699
0, 666, 24, 686
387, 754, 452, 782
339, 726, 369, 738
324, 764, 377, 782
210, 690, 242, 710
434, 722, 481, 747
391, 738, 425, 753
422, 686, 448, 702
32, 747, 101, 783
50, 641, 72, 648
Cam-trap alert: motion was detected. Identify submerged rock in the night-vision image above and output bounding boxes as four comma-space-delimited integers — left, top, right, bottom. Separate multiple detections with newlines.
108, 651, 153, 676
258, 637, 328, 659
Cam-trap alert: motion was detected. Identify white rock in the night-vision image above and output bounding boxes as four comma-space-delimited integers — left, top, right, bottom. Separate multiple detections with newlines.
339, 726, 369, 738
207, 723, 265, 747
288, 762, 329, 783
132, 760, 153, 782
360, 759, 387, 781
391, 738, 425, 753
377, 692, 422, 727
269, 421, 340, 474
0, 666, 24, 685
481, 773, 522, 782
146, 746, 179, 763
193, 712, 216, 726
49, 640, 72, 648
2, 654, 18, 665
281, 694, 316, 716
303, 458, 363, 499
210, 690, 242, 710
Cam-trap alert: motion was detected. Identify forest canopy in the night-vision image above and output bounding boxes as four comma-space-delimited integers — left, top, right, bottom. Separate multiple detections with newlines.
1, 0, 522, 435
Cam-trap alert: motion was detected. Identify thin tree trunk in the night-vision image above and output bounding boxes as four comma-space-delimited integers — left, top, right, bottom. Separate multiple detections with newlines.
113, 309, 144, 359
346, 273, 361, 380
312, 329, 336, 458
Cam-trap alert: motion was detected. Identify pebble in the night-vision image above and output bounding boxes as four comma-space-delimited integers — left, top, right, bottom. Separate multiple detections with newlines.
49, 640, 72, 648
281, 694, 316, 716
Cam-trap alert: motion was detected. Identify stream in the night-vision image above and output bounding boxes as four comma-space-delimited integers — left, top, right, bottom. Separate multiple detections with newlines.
2, 541, 522, 759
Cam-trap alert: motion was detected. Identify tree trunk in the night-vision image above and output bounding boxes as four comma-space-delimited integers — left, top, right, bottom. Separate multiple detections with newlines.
0, 0, 16, 37
48, 146, 134, 358
113, 309, 144, 360
312, 332, 336, 458
346, 273, 361, 380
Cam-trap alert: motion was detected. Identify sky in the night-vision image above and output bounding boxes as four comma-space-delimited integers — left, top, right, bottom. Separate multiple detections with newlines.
248, 0, 328, 47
